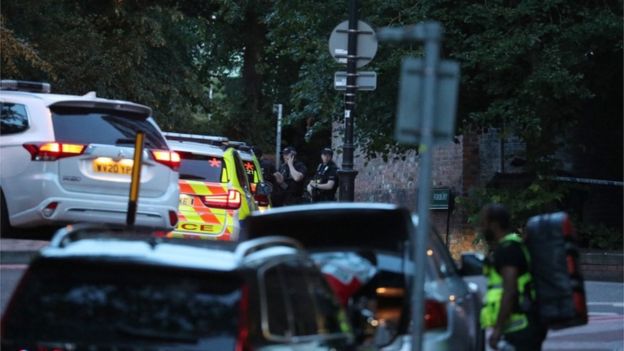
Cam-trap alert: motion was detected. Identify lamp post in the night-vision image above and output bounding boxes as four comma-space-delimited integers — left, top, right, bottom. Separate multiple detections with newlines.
337, 0, 359, 202
273, 104, 283, 169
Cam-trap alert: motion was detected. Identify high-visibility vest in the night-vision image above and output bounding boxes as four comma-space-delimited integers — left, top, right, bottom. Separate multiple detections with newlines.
480, 233, 535, 333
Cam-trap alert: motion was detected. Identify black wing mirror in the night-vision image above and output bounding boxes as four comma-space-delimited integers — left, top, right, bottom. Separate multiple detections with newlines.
255, 181, 273, 196
459, 252, 484, 276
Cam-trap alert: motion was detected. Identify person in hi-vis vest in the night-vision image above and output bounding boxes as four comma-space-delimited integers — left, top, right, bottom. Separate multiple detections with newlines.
479, 204, 547, 351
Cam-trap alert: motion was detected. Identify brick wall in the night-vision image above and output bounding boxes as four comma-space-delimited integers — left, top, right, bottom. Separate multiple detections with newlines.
331, 124, 525, 258
479, 128, 527, 185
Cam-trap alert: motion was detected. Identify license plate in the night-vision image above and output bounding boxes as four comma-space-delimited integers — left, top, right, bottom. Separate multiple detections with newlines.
93, 158, 133, 175
179, 195, 194, 206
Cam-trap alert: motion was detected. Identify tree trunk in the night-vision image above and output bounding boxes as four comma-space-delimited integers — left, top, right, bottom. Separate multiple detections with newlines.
242, 8, 266, 139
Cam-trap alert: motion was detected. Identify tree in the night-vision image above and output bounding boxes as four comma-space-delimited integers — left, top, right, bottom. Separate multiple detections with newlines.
1, 0, 210, 131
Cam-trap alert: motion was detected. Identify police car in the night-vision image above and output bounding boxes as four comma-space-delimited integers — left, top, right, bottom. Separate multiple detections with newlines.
164, 133, 258, 240
227, 141, 272, 211
0, 80, 180, 233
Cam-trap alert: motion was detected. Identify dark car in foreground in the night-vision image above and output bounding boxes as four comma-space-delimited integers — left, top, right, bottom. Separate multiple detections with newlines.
241, 203, 484, 351
1, 225, 353, 350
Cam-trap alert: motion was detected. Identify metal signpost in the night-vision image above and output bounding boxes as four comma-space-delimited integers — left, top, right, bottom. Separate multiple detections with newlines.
334, 71, 377, 91
377, 22, 460, 351
274, 104, 283, 169
328, 0, 378, 201
126, 131, 145, 226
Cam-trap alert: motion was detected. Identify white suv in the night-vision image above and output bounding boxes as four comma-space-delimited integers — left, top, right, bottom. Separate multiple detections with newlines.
0, 80, 180, 233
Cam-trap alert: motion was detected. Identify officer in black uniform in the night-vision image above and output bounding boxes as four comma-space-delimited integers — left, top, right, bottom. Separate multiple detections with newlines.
307, 147, 338, 202
272, 146, 307, 206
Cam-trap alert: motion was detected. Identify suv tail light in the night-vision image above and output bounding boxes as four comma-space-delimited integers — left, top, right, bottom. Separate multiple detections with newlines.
254, 194, 270, 207
23, 142, 86, 161
424, 299, 448, 330
151, 150, 181, 170
201, 190, 242, 210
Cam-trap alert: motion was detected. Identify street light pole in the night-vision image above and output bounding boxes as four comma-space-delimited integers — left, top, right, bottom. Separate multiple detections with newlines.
411, 23, 441, 351
338, 0, 359, 202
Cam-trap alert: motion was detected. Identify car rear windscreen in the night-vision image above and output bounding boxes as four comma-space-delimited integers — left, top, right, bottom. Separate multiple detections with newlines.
242, 159, 258, 185
3, 260, 241, 349
178, 152, 227, 183
51, 107, 168, 149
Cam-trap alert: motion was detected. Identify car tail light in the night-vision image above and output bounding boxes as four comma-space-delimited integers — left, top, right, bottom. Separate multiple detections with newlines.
254, 194, 270, 207
168, 210, 178, 227
23, 142, 86, 161
236, 285, 251, 351
202, 190, 242, 210
573, 291, 588, 317
562, 216, 573, 238
424, 299, 448, 330
42, 202, 59, 218
151, 150, 181, 170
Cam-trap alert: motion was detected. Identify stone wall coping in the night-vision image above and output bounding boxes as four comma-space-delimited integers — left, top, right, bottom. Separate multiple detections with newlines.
579, 250, 624, 266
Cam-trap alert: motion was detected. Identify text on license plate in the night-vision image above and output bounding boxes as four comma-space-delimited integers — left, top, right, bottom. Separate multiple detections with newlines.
179, 196, 194, 206
93, 158, 133, 175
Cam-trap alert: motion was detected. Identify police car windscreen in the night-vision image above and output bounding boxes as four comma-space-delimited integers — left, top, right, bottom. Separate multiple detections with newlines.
51, 109, 168, 149
2, 260, 242, 349
177, 152, 225, 183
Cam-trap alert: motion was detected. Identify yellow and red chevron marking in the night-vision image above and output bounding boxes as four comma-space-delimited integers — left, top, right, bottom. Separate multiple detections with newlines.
179, 180, 228, 196
170, 180, 234, 240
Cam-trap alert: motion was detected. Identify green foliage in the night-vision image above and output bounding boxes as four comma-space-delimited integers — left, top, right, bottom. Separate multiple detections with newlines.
1, 0, 620, 168
576, 222, 623, 251
456, 180, 570, 233
1, 0, 209, 132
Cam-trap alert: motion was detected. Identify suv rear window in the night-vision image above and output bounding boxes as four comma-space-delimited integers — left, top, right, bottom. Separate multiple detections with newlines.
3, 260, 241, 349
178, 152, 227, 183
51, 107, 167, 149
242, 160, 259, 185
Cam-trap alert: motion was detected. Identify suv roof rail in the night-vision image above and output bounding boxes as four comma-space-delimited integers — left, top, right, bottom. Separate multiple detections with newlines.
0, 80, 51, 93
234, 236, 303, 258
163, 132, 229, 147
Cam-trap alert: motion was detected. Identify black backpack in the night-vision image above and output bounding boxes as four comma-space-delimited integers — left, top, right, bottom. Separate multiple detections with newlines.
525, 212, 588, 330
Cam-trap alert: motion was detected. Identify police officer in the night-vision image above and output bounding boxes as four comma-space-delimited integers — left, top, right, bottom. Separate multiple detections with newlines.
479, 204, 547, 351
272, 146, 307, 206
307, 147, 338, 202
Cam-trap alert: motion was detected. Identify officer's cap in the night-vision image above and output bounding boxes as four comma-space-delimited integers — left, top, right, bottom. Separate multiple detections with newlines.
282, 146, 297, 155
321, 147, 333, 156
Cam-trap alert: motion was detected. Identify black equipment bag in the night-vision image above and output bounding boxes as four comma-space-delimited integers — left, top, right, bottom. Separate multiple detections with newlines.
525, 212, 588, 330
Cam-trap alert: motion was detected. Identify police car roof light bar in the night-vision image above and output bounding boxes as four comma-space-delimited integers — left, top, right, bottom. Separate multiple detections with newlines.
0, 80, 51, 93
228, 140, 253, 152
162, 132, 229, 146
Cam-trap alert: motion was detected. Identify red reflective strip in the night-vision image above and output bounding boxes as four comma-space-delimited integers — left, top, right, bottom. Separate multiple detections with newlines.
179, 182, 195, 194
198, 210, 221, 226
208, 185, 228, 194
567, 255, 576, 274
